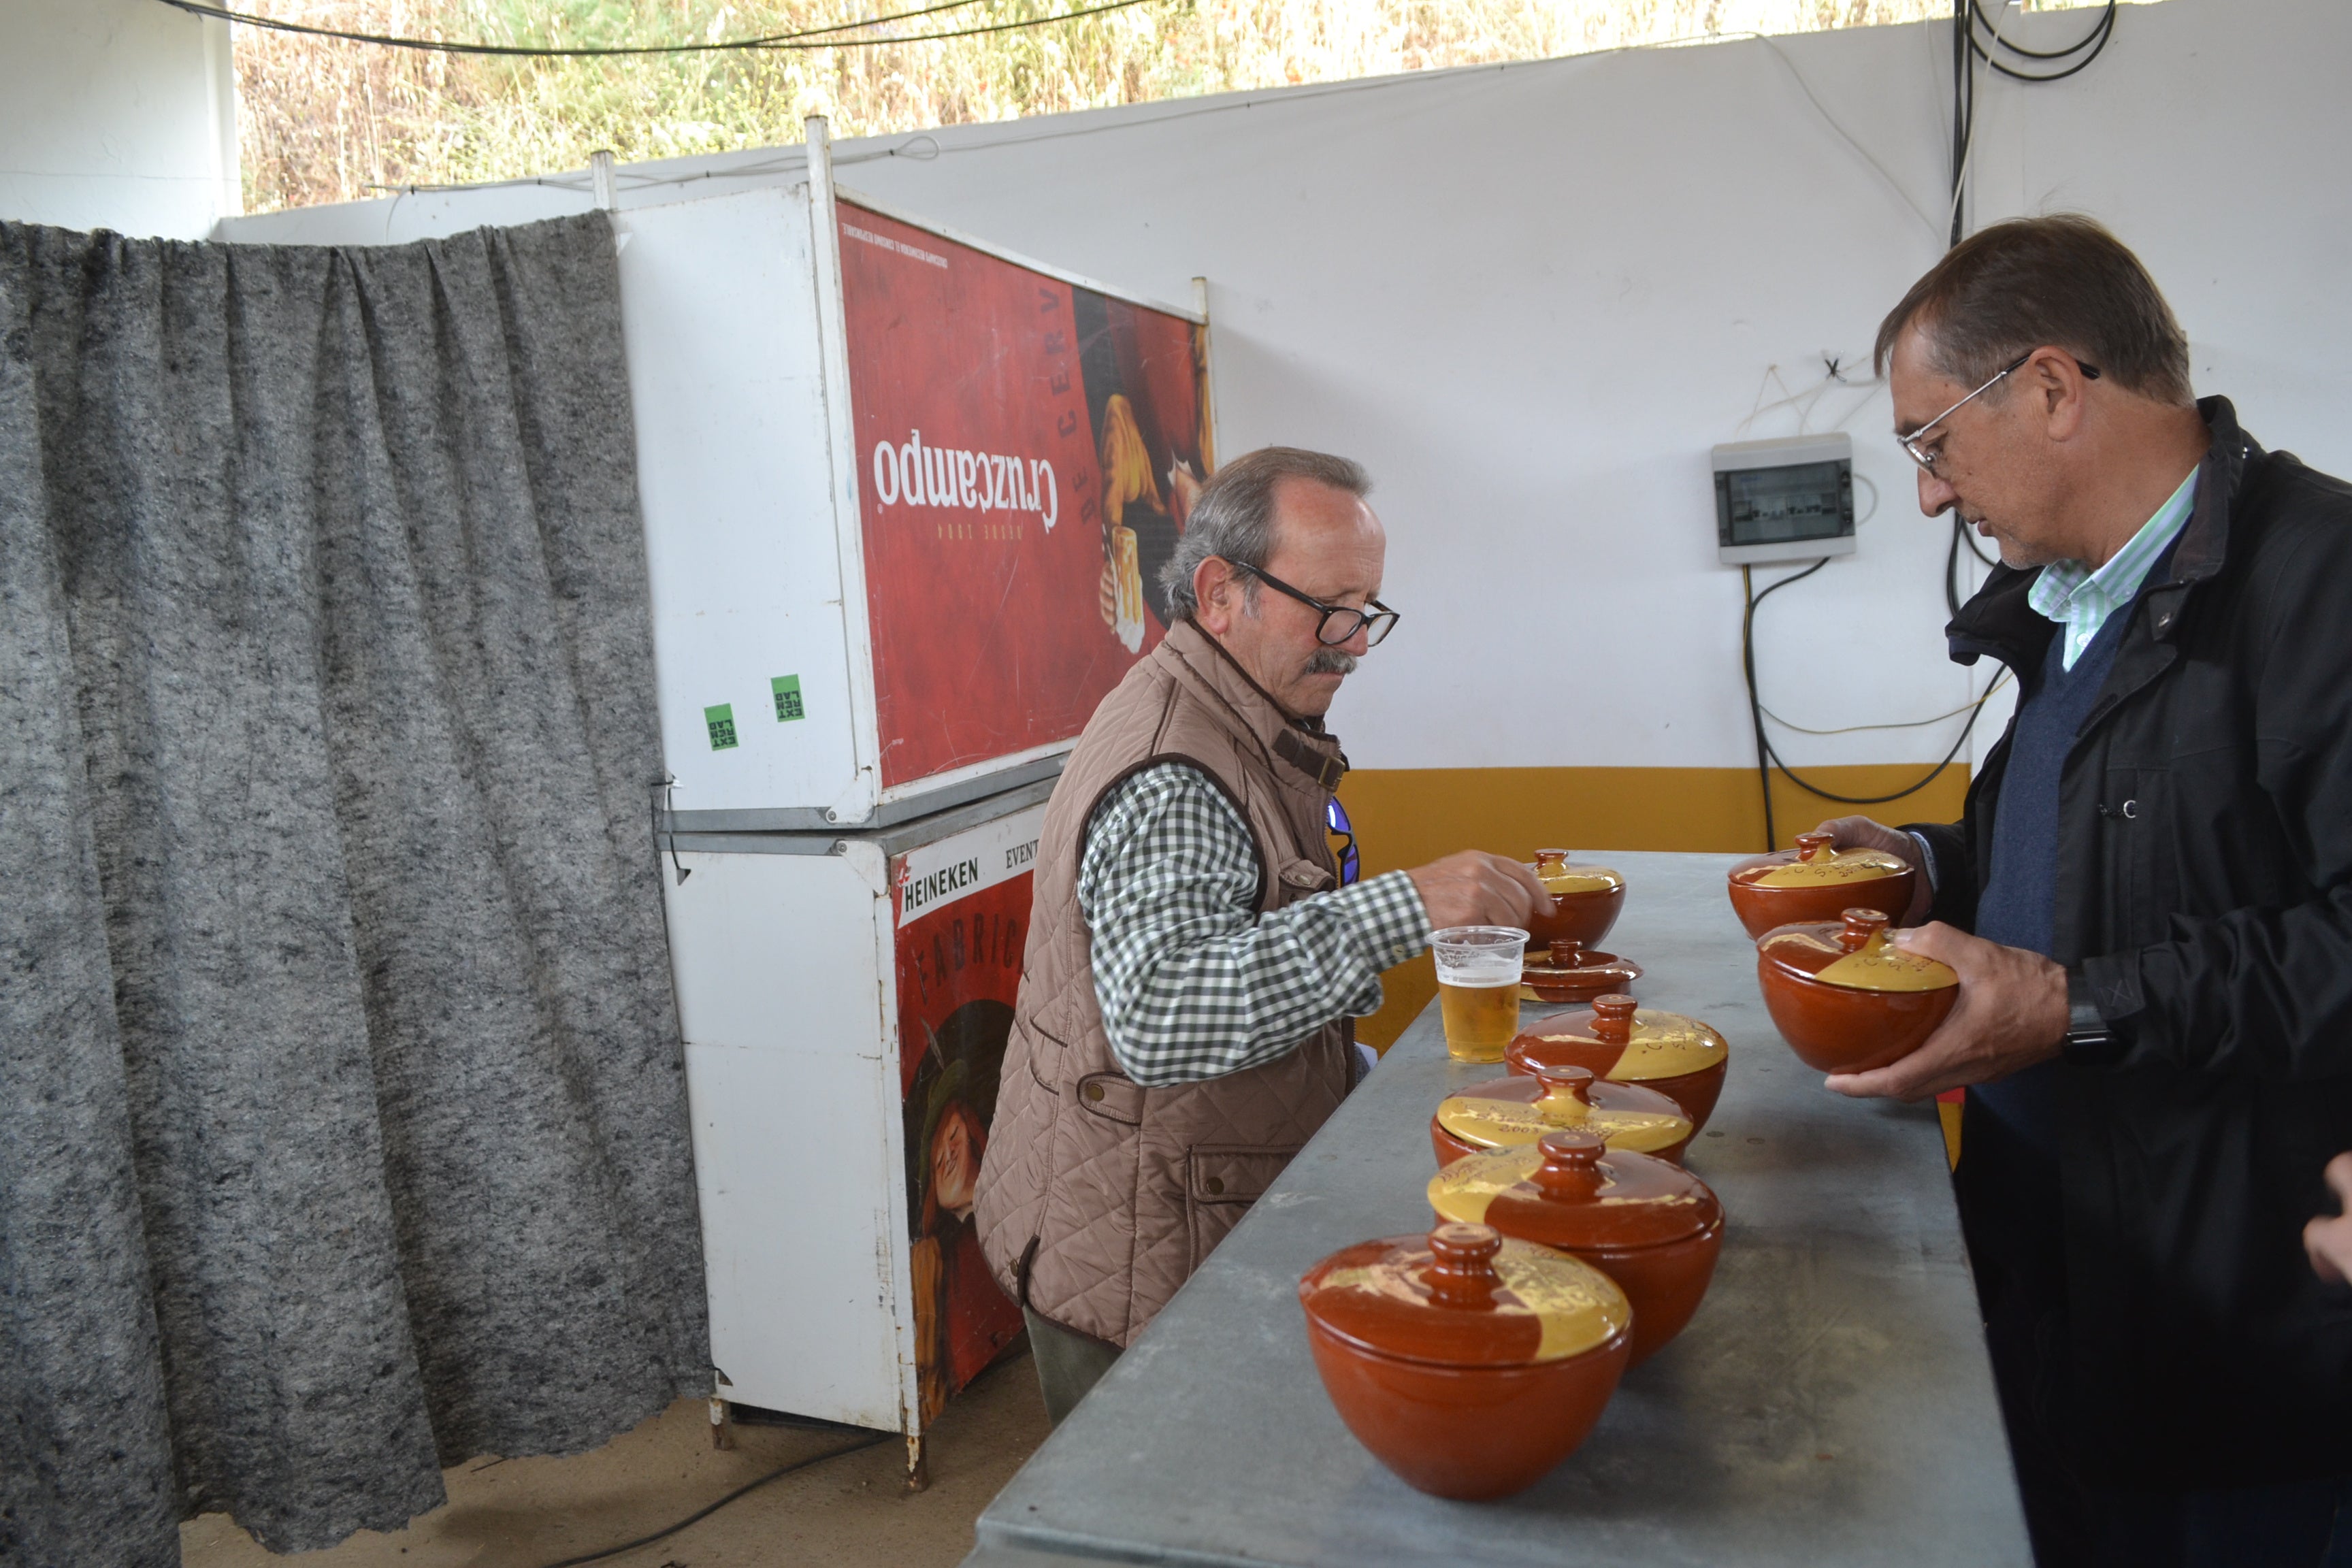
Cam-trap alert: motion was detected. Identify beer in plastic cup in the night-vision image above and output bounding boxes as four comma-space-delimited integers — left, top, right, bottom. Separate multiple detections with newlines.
1432, 926, 1529, 1063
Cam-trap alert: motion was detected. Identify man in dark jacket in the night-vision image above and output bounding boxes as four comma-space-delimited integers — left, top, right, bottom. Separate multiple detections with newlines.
1818, 215, 2352, 1565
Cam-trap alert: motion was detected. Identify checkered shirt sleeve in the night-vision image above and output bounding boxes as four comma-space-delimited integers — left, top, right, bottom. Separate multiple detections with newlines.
1077, 762, 1430, 1088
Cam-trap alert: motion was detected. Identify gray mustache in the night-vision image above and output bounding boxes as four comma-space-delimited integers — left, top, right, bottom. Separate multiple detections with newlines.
1307, 649, 1358, 676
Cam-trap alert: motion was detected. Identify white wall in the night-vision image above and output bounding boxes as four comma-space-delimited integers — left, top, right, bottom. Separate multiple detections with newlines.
217, 0, 2352, 777
1, 0, 239, 239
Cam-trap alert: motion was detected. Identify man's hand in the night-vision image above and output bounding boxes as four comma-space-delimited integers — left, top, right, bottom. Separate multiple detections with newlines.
1407, 852, 1554, 931
2306, 1155, 2352, 1285
1823, 922, 2068, 1101
1812, 815, 1934, 925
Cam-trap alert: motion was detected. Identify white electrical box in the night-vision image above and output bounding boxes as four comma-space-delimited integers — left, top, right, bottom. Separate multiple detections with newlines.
1712, 432, 1856, 566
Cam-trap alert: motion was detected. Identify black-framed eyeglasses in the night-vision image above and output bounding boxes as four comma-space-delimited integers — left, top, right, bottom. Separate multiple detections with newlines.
1230, 561, 1401, 647
1898, 350, 2101, 478
1325, 796, 1360, 885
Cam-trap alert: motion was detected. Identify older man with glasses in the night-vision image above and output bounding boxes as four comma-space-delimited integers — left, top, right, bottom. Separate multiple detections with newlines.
974, 446, 1550, 1427
1814, 215, 2352, 1565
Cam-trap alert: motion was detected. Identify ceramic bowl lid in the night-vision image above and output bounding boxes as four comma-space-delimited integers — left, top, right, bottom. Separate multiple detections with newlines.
1532, 848, 1625, 894
1522, 939, 1641, 985
1730, 830, 1908, 889
1428, 1130, 1722, 1252
1759, 909, 1957, 993
1299, 1222, 1631, 1368
1522, 994, 1728, 1079
1435, 1064, 1690, 1156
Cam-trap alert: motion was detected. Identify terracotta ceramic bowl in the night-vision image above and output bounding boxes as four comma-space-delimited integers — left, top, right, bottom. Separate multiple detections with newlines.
1756, 908, 1959, 1074
1298, 1222, 1632, 1500
1507, 995, 1729, 1134
1726, 830, 1916, 939
1430, 1063, 1693, 1169
1523, 849, 1627, 950
1520, 938, 1644, 1006
1430, 1130, 1725, 1367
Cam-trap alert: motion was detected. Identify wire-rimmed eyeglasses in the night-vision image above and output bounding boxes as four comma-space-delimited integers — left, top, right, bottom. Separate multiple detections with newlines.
1899, 350, 2100, 478
1232, 561, 1401, 647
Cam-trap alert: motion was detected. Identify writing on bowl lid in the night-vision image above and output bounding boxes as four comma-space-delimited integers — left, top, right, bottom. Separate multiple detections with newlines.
1533, 848, 1625, 895
1746, 830, 1907, 889
1763, 907, 1958, 992
1435, 1065, 1691, 1156
1303, 1223, 1631, 1365
1531, 994, 1728, 1079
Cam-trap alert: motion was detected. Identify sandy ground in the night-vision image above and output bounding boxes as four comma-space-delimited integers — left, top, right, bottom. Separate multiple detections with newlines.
180, 1350, 1049, 1568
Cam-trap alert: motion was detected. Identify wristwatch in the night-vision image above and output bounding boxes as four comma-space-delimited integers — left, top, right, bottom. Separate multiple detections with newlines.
2060, 968, 2124, 1064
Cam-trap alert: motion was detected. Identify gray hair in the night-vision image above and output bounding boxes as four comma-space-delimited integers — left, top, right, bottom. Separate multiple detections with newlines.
1161, 446, 1372, 619
1873, 214, 2193, 407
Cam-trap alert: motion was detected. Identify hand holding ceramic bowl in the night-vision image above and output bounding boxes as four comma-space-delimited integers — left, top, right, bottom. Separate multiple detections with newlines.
1519, 938, 1643, 1006
1521, 849, 1627, 949
1755, 908, 1959, 1073
1430, 1062, 1695, 1169
1429, 1130, 1725, 1367
1298, 1222, 1632, 1500
1507, 994, 1729, 1132
1726, 830, 1916, 939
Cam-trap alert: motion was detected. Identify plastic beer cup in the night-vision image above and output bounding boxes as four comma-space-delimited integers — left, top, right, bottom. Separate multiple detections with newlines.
1432, 926, 1529, 1063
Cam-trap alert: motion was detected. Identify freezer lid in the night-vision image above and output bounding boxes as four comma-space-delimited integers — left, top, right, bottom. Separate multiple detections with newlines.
659, 774, 1058, 859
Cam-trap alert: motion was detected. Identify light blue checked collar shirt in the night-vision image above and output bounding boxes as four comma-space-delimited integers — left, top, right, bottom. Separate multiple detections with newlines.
2027, 467, 2200, 670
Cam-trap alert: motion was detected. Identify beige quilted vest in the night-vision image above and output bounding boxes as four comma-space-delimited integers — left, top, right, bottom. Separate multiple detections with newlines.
974, 619, 1356, 1348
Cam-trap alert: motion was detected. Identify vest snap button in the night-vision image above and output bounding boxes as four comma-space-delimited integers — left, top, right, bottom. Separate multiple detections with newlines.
1205, 1176, 1225, 1195
1084, 1083, 1106, 1103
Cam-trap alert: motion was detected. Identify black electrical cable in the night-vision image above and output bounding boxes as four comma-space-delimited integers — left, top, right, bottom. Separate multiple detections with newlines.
151, 0, 1162, 56
1745, 559, 2002, 845
1968, 0, 2117, 82
1742, 559, 1824, 851
531, 1431, 892, 1568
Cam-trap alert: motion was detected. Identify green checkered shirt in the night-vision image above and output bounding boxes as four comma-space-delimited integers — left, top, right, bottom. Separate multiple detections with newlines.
2028, 468, 2199, 670
1077, 762, 1430, 1088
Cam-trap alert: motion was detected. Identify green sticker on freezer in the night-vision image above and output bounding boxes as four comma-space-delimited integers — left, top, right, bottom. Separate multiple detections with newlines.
771, 674, 804, 723
704, 703, 738, 751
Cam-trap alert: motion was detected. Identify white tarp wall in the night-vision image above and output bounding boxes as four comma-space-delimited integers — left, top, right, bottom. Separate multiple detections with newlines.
216, 0, 2352, 784
0, 0, 240, 239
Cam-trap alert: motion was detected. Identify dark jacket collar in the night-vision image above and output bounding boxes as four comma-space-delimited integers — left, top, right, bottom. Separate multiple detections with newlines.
1946, 395, 2263, 674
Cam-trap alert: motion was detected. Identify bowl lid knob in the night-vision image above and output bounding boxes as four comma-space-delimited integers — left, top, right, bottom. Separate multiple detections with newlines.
1533, 1130, 1608, 1203
1838, 907, 1891, 952
1424, 1222, 1504, 1309
1589, 994, 1637, 1043
1795, 830, 1835, 862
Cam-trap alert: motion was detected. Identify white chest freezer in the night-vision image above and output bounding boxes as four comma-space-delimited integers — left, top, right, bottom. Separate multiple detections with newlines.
619, 127, 1215, 832
661, 781, 1051, 1473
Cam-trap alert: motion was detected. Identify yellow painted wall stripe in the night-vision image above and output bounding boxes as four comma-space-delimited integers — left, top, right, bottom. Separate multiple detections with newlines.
1338, 764, 1971, 1048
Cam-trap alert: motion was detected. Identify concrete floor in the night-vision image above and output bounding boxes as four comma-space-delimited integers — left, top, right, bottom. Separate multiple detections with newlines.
180, 1351, 1049, 1568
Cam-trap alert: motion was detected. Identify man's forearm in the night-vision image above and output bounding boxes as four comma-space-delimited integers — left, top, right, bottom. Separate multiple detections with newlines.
1098, 871, 1426, 1087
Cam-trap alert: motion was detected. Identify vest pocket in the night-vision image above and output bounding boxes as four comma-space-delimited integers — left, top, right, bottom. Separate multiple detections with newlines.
1075, 1071, 1143, 1126
1183, 1143, 1298, 1274
1275, 857, 1336, 906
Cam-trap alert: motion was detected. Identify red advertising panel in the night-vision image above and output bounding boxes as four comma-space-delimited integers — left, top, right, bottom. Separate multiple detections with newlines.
892, 808, 1042, 1423
839, 201, 1213, 790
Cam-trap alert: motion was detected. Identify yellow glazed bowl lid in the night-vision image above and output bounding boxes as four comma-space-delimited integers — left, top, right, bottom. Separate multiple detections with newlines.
1434, 1068, 1691, 1156
1759, 911, 1959, 992
1737, 830, 1907, 889
1532, 847, 1625, 895
1301, 1225, 1631, 1365
1521, 1003, 1727, 1080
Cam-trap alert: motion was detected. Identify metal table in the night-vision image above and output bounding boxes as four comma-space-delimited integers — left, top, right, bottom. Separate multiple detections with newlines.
964, 851, 2030, 1567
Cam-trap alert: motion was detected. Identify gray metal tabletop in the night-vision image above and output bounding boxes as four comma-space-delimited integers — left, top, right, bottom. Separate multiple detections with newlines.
964, 850, 2030, 1567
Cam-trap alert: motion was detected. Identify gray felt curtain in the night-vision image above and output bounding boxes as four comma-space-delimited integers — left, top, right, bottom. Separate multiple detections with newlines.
0, 214, 706, 1564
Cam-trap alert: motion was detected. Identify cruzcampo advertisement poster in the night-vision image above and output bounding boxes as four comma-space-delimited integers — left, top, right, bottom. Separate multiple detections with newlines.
838, 199, 1213, 791
892, 806, 1043, 1424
